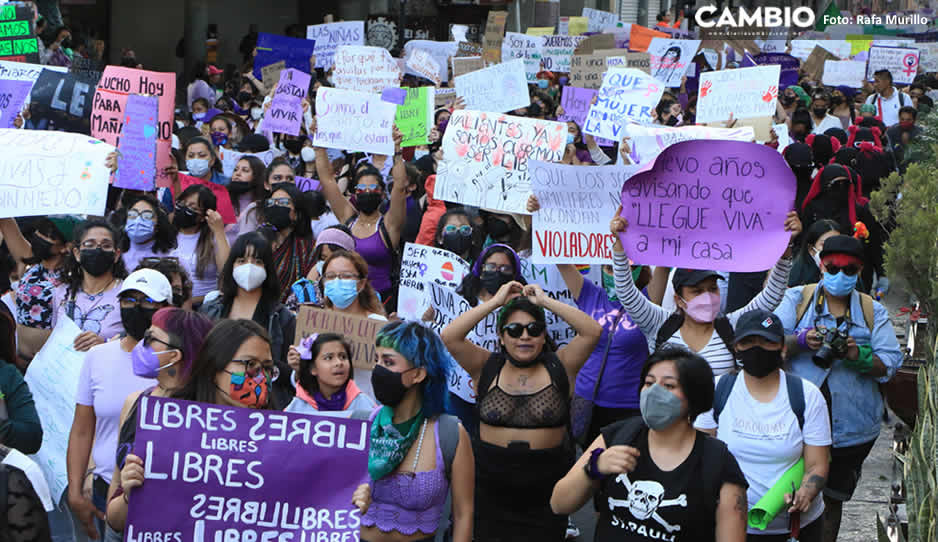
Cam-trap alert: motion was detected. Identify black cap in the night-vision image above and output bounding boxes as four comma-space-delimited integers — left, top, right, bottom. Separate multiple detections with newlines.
819, 235, 864, 261
672, 268, 724, 290
734, 309, 784, 344
237, 133, 271, 152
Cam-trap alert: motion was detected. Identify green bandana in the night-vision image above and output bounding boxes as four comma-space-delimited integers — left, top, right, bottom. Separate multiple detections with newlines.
368, 406, 425, 480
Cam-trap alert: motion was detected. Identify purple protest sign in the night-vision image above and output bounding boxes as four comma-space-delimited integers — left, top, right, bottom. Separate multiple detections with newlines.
619, 140, 795, 272
0, 79, 32, 129
753, 53, 800, 89
267, 68, 311, 136
296, 176, 321, 192
125, 395, 369, 541
558, 86, 614, 146
115, 94, 159, 190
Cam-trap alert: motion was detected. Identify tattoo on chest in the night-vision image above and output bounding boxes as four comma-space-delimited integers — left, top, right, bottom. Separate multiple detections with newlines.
518, 374, 528, 387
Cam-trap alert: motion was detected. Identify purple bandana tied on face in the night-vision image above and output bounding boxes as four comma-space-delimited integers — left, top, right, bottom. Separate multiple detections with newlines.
314, 388, 348, 411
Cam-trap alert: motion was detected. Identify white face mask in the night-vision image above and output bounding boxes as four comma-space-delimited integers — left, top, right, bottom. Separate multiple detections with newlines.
251, 107, 263, 120
232, 263, 267, 292
175, 120, 185, 129
811, 251, 822, 269
414, 149, 429, 160
300, 147, 316, 163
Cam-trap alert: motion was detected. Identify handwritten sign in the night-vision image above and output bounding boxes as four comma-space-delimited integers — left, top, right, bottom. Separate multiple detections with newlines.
531, 161, 641, 263
802, 46, 839, 82
435, 110, 566, 214
582, 8, 620, 32
0, 78, 30, 127
332, 46, 401, 94
557, 86, 613, 146
218, 148, 279, 178
913, 43, 938, 73
752, 53, 800, 89
261, 60, 286, 89
502, 32, 543, 82
618, 140, 795, 272
23, 316, 83, 502
789, 39, 851, 61
647, 38, 700, 87
0, 129, 114, 218
267, 69, 310, 136
527, 27, 554, 37
696, 65, 780, 125
395, 86, 433, 148
601, 51, 651, 73
114, 95, 159, 191
565, 17, 589, 36
0, 4, 38, 63
125, 395, 368, 542
296, 306, 382, 369
570, 53, 622, 89
540, 35, 588, 73
92, 66, 175, 186
822, 59, 866, 87
402, 41, 458, 83
457, 41, 484, 57
584, 68, 664, 140
483, 11, 508, 64
295, 176, 321, 193
623, 124, 755, 165
866, 46, 920, 85
252, 32, 315, 79
451, 56, 484, 77
314, 87, 395, 156
0, 60, 66, 83
306, 21, 365, 70
406, 48, 442, 85
397, 243, 470, 321
425, 282, 491, 403
454, 59, 530, 113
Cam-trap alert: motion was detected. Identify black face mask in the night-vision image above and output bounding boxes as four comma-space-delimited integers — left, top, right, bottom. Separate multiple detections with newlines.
442, 230, 473, 255
31, 235, 54, 261
237, 91, 254, 105
173, 205, 200, 229
79, 248, 115, 277
355, 192, 383, 215
780, 95, 796, 106
264, 205, 294, 230
283, 139, 303, 155
831, 96, 845, 106
480, 270, 512, 295
121, 306, 159, 341
370, 365, 413, 407
813, 107, 828, 118
823, 180, 850, 199
738, 347, 782, 378
485, 217, 511, 239
527, 103, 543, 117
665, 115, 679, 126
228, 181, 255, 196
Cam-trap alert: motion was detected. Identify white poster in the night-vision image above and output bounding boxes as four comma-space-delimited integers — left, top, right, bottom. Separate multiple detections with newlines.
218, 148, 280, 178
582, 7, 620, 32
306, 22, 366, 69
647, 38, 700, 87
402, 40, 458, 83
314, 87, 396, 155
332, 45, 402, 94
866, 46, 920, 85
454, 59, 530, 113
397, 243, 470, 321
822, 60, 867, 88
540, 35, 588, 73
502, 32, 543, 82
696, 65, 781, 124
583, 68, 664, 140
405, 48, 442, 85
621, 124, 756, 165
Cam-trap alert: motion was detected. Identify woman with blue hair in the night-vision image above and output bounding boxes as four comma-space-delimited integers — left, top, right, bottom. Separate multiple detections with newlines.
353, 321, 474, 542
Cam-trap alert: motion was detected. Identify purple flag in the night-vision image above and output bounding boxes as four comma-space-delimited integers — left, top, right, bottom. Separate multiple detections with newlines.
296, 176, 321, 192
115, 94, 159, 191
619, 140, 795, 272
125, 396, 369, 541
267, 68, 311, 136
0, 79, 32, 129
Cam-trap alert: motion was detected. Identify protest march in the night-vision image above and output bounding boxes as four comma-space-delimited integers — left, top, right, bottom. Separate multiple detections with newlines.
0, 1, 934, 541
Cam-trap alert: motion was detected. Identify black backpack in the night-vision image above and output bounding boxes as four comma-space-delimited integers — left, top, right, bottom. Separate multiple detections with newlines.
655, 312, 736, 355
712, 371, 806, 431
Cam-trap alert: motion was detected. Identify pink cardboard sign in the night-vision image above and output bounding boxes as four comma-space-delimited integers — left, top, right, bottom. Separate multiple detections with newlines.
618, 140, 795, 272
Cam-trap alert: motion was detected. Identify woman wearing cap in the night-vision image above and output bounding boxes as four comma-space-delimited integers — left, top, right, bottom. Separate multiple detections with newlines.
442, 282, 601, 540
104, 307, 215, 533
65, 268, 173, 539
695, 309, 831, 541
284, 333, 377, 417
609, 208, 801, 376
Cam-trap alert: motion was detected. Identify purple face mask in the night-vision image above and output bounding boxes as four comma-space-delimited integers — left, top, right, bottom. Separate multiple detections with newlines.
437, 118, 449, 134
681, 292, 721, 323
131, 341, 179, 379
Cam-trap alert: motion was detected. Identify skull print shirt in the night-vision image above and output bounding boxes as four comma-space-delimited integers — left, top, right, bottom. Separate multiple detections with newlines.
596, 424, 748, 542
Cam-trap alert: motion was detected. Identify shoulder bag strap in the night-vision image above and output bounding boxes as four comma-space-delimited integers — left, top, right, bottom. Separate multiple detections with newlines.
589, 311, 625, 402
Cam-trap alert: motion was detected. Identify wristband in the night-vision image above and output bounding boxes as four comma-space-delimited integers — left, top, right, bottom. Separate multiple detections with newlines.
847, 345, 874, 373
797, 328, 810, 349
584, 448, 607, 481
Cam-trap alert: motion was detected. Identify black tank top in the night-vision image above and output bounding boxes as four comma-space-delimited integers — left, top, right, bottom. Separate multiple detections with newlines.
476, 351, 570, 429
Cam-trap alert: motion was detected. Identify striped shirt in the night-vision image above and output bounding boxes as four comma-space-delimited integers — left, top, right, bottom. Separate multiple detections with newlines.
612, 252, 793, 376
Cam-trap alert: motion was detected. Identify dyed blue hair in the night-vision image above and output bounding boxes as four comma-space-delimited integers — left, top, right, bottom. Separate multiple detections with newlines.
375, 321, 451, 418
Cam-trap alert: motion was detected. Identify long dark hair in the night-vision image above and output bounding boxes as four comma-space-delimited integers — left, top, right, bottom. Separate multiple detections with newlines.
176, 184, 217, 279
119, 193, 177, 254
183, 136, 223, 175
457, 244, 526, 306
61, 218, 128, 296
173, 318, 272, 405
433, 208, 479, 261
259, 182, 313, 239
219, 232, 281, 307
297, 333, 353, 397
797, 219, 842, 263
22, 218, 67, 266
229, 155, 267, 215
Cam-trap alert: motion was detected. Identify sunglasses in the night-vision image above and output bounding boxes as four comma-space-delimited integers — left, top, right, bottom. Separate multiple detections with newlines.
443, 224, 472, 236
825, 263, 860, 276
503, 321, 546, 339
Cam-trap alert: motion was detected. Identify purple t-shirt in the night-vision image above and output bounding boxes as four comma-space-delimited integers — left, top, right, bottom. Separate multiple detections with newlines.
122, 240, 160, 273
76, 340, 156, 482
50, 281, 124, 340
573, 279, 649, 409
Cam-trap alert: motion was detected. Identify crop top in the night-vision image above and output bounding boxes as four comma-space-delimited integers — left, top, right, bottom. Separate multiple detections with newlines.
477, 351, 570, 429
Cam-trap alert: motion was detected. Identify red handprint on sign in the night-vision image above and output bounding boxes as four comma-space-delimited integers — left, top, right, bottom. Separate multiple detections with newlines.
700, 80, 712, 97
762, 85, 778, 103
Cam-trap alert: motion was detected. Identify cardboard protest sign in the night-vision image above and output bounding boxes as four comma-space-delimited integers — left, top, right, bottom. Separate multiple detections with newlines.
622, 124, 755, 165
0, 78, 31, 128
397, 243, 470, 321
866, 46, 920, 85
601, 51, 651, 73
125, 395, 368, 541
406, 48, 442, 85
403, 41, 458, 83
0, 4, 38, 63
629, 25, 668, 53
802, 46, 839, 82
483, 11, 508, 64
218, 148, 279, 178
28, 69, 94, 133
582, 8, 620, 32
822, 60, 867, 87
531, 161, 640, 263
618, 141, 795, 272
435, 110, 566, 214
752, 53, 799, 89
306, 21, 365, 70
540, 35, 587, 73
789, 39, 851, 61
296, 306, 383, 369
395, 86, 433, 148
697, 65, 779, 125
583, 69, 664, 140
569, 54, 614, 89
252, 32, 315, 80
92, 66, 175, 185
0, 129, 114, 218
314, 87, 396, 156
266, 69, 310, 136
457, 41, 484, 57
260, 60, 286, 89
114, 95, 158, 191
451, 56, 484, 77
435, 87, 456, 108
23, 316, 83, 501
574, 34, 615, 55
332, 46, 401, 94
647, 38, 700, 87
454, 59, 529, 113
502, 32, 543, 82
527, 27, 554, 37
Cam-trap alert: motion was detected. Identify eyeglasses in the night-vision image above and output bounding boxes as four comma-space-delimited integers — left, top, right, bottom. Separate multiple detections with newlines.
502, 321, 546, 338
443, 225, 472, 236
229, 359, 278, 380
143, 330, 179, 350
80, 240, 115, 251
482, 263, 513, 274
825, 263, 860, 276
322, 272, 361, 282
119, 295, 163, 310
265, 197, 292, 208
355, 183, 381, 192
127, 209, 156, 221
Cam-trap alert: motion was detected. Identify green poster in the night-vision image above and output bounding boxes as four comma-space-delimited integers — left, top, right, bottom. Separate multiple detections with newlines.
395, 87, 434, 148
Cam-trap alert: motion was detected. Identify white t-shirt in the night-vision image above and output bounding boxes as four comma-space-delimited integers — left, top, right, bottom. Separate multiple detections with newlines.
865, 88, 906, 128
695, 370, 832, 534
812, 114, 844, 135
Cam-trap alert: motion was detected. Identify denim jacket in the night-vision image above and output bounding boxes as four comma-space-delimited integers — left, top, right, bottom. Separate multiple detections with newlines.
774, 284, 902, 448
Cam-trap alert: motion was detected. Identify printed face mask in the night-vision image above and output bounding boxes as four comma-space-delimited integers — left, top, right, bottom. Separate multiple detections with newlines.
210, 131, 228, 147
639, 383, 684, 430
227, 369, 269, 408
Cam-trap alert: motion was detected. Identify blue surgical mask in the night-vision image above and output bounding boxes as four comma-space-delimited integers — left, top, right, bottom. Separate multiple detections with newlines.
537, 79, 549, 89
315, 260, 325, 277
324, 279, 360, 309
186, 158, 211, 178
192, 112, 206, 121
125, 217, 155, 244
414, 149, 429, 160
823, 271, 858, 296
566, 133, 575, 145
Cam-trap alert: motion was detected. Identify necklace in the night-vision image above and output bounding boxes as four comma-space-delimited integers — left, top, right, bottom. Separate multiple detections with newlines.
83, 278, 114, 300
411, 419, 429, 472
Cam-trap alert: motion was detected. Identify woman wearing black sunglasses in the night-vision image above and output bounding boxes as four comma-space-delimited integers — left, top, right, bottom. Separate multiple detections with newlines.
441, 281, 601, 541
